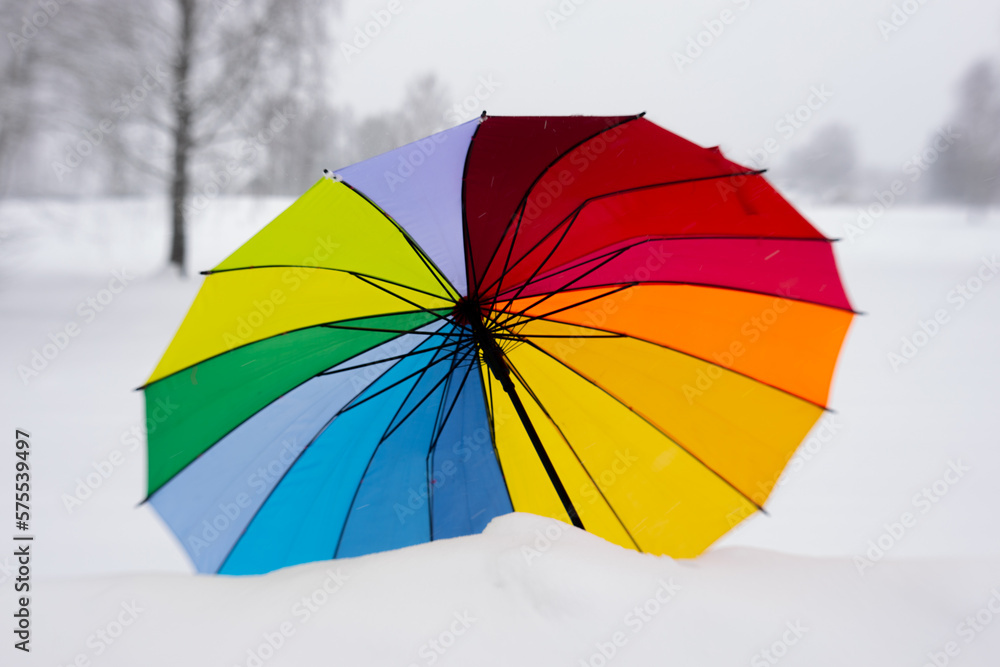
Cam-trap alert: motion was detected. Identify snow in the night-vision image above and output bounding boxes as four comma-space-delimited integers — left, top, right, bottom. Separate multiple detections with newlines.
1, 197, 999, 665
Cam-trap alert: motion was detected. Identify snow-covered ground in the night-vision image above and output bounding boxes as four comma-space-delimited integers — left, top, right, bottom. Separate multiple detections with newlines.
1, 197, 999, 665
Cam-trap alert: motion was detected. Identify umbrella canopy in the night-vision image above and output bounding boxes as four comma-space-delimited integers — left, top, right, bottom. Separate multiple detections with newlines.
143, 114, 854, 575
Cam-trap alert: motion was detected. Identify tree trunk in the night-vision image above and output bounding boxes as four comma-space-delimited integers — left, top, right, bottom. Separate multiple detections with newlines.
169, 0, 194, 275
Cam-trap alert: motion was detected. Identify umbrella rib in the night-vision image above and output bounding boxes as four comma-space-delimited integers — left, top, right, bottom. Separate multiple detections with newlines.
503, 355, 643, 551
139, 322, 451, 504
316, 339, 469, 376
475, 114, 646, 291
352, 274, 460, 325
491, 206, 585, 319
517, 336, 768, 516
211, 333, 455, 572
494, 332, 625, 340
320, 323, 461, 337
491, 245, 637, 329
507, 317, 833, 412
495, 283, 637, 331
508, 278, 861, 315
476, 168, 768, 300
425, 357, 479, 541
341, 180, 461, 300
491, 234, 842, 307
332, 344, 475, 559
488, 198, 529, 313
380, 344, 477, 444
137, 309, 450, 391
199, 265, 455, 302
337, 337, 475, 414
460, 118, 485, 296
475, 355, 517, 514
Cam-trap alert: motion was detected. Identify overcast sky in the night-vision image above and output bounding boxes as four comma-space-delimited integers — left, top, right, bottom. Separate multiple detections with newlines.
331, 0, 1000, 171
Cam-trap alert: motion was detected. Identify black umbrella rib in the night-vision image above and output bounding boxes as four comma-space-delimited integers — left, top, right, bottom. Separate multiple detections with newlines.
342, 180, 460, 300
136, 309, 450, 392
352, 273, 459, 325
490, 206, 585, 318
460, 118, 484, 296
320, 323, 461, 337
476, 168, 768, 301
425, 357, 479, 541
503, 355, 641, 551
476, 114, 645, 291
332, 344, 475, 559
316, 337, 468, 377
494, 283, 637, 331
492, 244, 637, 329
199, 265, 454, 303
492, 234, 847, 309
506, 318, 832, 412
337, 337, 475, 414
380, 344, 473, 445
518, 336, 768, 516
212, 329, 456, 571
139, 322, 452, 504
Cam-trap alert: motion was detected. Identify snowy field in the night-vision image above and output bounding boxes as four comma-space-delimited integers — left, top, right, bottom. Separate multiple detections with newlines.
1, 196, 999, 665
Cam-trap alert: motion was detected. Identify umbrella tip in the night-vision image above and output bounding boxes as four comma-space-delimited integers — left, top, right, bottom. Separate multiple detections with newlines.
636, 111, 647, 118
480, 110, 488, 121
323, 169, 342, 182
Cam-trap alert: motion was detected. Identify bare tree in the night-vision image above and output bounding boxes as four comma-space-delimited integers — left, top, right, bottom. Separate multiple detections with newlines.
37, 0, 339, 274
930, 59, 1000, 209
775, 123, 860, 203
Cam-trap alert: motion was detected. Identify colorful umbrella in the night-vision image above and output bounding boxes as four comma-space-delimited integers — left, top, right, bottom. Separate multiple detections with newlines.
142, 114, 854, 574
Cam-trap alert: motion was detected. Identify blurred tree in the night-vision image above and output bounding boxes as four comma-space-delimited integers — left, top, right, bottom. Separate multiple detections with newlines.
775, 124, 860, 203
0, 11, 41, 197
339, 74, 451, 166
36, 0, 339, 274
929, 59, 1000, 208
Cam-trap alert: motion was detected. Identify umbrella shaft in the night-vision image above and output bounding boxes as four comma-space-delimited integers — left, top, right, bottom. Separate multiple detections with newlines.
470, 316, 584, 530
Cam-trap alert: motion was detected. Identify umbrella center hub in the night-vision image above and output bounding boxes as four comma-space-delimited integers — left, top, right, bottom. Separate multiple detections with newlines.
452, 296, 485, 331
